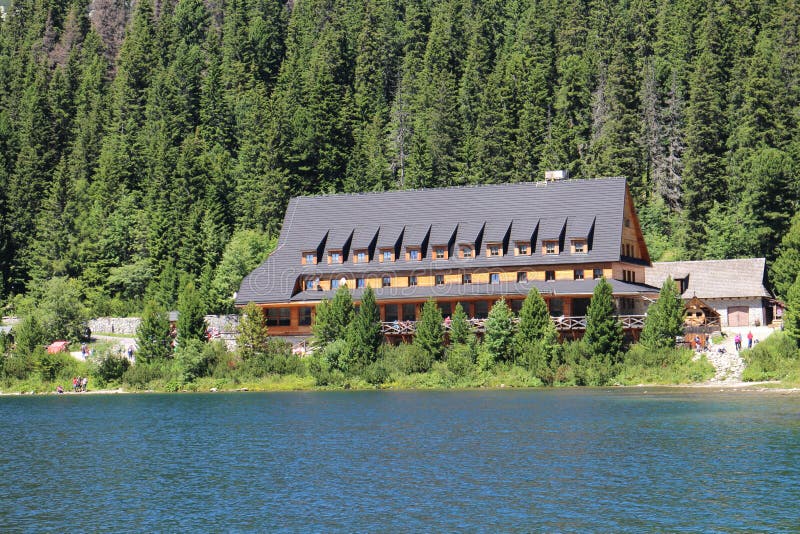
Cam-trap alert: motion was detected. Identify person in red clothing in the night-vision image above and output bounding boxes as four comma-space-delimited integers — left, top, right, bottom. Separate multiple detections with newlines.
747, 330, 753, 349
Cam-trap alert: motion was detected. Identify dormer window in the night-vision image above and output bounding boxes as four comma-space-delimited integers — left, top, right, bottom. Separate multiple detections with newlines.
460, 246, 474, 258
544, 241, 558, 255
516, 242, 529, 256
303, 252, 316, 265
329, 251, 342, 264
573, 240, 586, 254
355, 250, 367, 263
305, 279, 314, 290
408, 248, 420, 261
488, 244, 501, 257
381, 249, 393, 262
434, 247, 446, 260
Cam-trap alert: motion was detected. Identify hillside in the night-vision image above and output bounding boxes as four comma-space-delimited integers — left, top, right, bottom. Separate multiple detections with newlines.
0, 0, 799, 313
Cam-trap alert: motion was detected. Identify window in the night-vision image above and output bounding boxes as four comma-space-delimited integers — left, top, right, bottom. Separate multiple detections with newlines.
356, 278, 365, 289
331, 279, 340, 289
330, 251, 341, 263
456, 302, 471, 316
545, 241, 557, 254
593, 268, 603, 280
435, 274, 444, 285
461, 246, 473, 258
299, 307, 312, 326
408, 275, 417, 286
356, 251, 367, 263
267, 308, 291, 327
439, 302, 452, 317
510, 299, 523, 314
490, 273, 500, 284
549, 298, 564, 317
545, 270, 555, 281
385, 304, 398, 322
517, 272, 527, 283
573, 240, 586, 254
518, 243, 529, 255
382, 276, 391, 287
434, 247, 446, 259
402, 303, 416, 321
462, 273, 472, 284
489, 245, 500, 256
623, 270, 636, 283
304, 252, 315, 264
305, 279, 314, 290
409, 249, 420, 260
474, 301, 489, 319
574, 269, 584, 280
383, 250, 392, 262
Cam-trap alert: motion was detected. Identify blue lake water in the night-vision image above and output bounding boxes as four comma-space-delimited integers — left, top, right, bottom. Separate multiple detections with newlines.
1, 389, 799, 532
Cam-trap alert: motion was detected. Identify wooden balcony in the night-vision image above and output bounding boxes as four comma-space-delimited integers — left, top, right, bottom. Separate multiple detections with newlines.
381, 315, 647, 335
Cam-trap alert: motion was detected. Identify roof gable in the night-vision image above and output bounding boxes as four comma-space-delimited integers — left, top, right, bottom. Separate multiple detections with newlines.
645, 258, 771, 299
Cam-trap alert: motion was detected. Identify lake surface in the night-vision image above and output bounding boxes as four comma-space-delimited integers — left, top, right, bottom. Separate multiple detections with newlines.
1, 389, 799, 532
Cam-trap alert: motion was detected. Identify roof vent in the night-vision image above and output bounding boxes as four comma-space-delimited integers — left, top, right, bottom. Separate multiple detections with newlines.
544, 170, 568, 181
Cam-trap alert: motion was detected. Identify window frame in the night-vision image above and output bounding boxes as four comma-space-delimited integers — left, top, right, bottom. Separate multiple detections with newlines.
517, 271, 527, 283
544, 241, 557, 255
545, 270, 555, 282
408, 275, 418, 286
434, 247, 446, 260
462, 273, 472, 284
517, 242, 529, 255
356, 278, 365, 289
573, 240, 586, 254
435, 274, 445, 286
382, 276, 392, 287
593, 268, 603, 280
488, 244, 501, 257
574, 269, 584, 280
490, 273, 500, 284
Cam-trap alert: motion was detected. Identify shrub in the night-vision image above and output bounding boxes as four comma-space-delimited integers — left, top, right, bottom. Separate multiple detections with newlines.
93, 352, 131, 384
37, 350, 74, 381
446, 343, 476, 377
741, 332, 800, 382
363, 360, 390, 385
122, 363, 169, 390
395, 343, 433, 374
517, 340, 554, 385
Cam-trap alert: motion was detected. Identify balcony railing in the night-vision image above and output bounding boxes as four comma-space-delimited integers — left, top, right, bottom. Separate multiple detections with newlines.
381, 315, 647, 335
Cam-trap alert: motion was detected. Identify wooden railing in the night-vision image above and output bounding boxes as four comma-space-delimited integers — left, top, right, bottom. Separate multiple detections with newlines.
381, 315, 647, 335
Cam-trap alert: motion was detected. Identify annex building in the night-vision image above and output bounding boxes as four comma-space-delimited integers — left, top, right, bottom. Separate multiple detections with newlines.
235, 177, 660, 338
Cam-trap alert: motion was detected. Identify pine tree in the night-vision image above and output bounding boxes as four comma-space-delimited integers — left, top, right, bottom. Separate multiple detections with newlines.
640, 277, 684, 350
414, 298, 444, 361
584, 278, 624, 363
345, 286, 382, 372
784, 273, 800, 348
771, 212, 800, 300
137, 301, 172, 363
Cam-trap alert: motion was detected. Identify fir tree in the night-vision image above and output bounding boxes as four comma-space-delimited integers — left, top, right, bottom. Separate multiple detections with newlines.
785, 274, 800, 348
345, 286, 382, 372
449, 302, 472, 345
237, 302, 270, 361
177, 280, 207, 345
136, 301, 172, 363
312, 285, 354, 348
484, 298, 515, 362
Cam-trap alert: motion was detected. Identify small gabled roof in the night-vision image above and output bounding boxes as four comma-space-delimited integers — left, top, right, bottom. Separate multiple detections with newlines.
567, 216, 595, 239
324, 227, 353, 251
300, 228, 329, 252
431, 223, 458, 245
511, 219, 539, 242
645, 258, 772, 299
351, 226, 378, 250
483, 221, 511, 243
539, 217, 566, 240
404, 224, 431, 248
377, 225, 404, 249
455, 221, 484, 244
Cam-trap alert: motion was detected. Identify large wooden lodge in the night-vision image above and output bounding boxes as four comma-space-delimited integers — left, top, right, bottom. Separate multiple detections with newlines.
235, 177, 660, 339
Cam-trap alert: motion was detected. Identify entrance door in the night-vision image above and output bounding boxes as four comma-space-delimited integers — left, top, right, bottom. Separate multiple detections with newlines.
728, 306, 749, 327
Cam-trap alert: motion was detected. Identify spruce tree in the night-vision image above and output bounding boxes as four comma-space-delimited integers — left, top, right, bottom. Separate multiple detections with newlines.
237, 302, 269, 361
640, 277, 684, 350
345, 287, 383, 372
771, 212, 800, 300
137, 301, 172, 363
414, 298, 444, 361
484, 298, 515, 362
449, 302, 472, 345
584, 278, 624, 363
177, 280, 207, 345
515, 288, 554, 347
312, 285, 354, 347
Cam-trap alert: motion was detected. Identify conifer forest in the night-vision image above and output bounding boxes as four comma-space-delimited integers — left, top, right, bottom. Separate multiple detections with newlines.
1, 0, 799, 313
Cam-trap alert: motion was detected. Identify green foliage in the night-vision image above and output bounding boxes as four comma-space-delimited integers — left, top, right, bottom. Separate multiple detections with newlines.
210, 230, 275, 313
312, 286, 354, 348
236, 302, 269, 361
741, 332, 800, 382
344, 286, 382, 372
13, 313, 46, 357
36, 277, 90, 342
174, 338, 219, 383
484, 298, 515, 362
177, 280, 207, 345
387, 342, 432, 375
640, 277, 684, 350
584, 278, 624, 364
136, 301, 172, 363
783, 274, 800, 348
414, 299, 444, 362
448, 302, 472, 345
446, 343, 476, 378
92, 352, 131, 384
771, 211, 800, 300
616, 344, 714, 385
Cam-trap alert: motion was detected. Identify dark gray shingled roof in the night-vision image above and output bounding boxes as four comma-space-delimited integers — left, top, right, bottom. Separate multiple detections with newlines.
237, 178, 635, 305
455, 221, 484, 244
510, 219, 539, 242
289, 279, 659, 303
566, 216, 595, 238
352, 226, 378, 250
483, 221, 511, 243
324, 227, 353, 252
404, 224, 431, 248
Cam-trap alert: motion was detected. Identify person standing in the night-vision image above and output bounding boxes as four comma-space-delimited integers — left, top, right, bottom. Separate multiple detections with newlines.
747, 330, 753, 349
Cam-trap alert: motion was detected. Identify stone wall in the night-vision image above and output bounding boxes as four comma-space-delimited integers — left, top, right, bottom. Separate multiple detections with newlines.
88, 317, 141, 335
